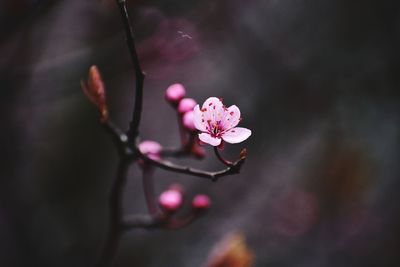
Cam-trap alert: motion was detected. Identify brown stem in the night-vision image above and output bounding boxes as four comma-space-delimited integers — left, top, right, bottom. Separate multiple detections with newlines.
214, 146, 233, 167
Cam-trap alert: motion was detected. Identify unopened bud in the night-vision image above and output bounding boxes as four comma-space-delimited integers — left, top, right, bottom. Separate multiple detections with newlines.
159, 189, 183, 213
165, 83, 186, 104
178, 98, 197, 114
182, 111, 196, 131
192, 194, 211, 210
138, 140, 162, 160
81, 65, 108, 122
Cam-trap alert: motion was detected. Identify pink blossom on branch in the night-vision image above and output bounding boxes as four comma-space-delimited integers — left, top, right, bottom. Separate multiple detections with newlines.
193, 97, 252, 146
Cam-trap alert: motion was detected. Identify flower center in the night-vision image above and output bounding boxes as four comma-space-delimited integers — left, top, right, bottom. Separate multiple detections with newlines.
209, 121, 223, 138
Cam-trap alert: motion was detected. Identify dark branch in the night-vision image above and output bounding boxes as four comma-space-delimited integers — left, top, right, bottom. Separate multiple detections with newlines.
96, 159, 130, 267
103, 120, 134, 158
117, 0, 145, 141
137, 150, 246, 181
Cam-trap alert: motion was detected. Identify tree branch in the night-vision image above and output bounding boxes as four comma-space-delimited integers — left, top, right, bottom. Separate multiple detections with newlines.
117, 0, 145, 141
96, 159, 130, 267
103, 120, 135, 159
137, 151, 246, 181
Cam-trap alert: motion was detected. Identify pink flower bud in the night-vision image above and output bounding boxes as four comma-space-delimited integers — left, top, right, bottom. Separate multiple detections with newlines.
159, 189, 183, 212
138, 140, 162, 160
178, 98, 197, 113
182, 111, 196, 131
165, 83, 186, 104
192, 194, 211, 210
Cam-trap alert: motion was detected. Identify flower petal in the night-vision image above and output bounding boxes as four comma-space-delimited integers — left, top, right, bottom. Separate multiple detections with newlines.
199, 133, 222, 146
201, 97, 225, 125
221, 105, 241, 130
221, 127, 251, 144
193, 105, 207, 132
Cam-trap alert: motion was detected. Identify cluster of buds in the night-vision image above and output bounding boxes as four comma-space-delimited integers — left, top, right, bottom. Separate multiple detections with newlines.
165, 83, 206, 158
158, 184, 211, 213
138, 139, 211, 228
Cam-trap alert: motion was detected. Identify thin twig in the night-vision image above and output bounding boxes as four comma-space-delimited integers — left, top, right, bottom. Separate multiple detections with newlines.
213, 146, 234, 166
117, 0, 145, 141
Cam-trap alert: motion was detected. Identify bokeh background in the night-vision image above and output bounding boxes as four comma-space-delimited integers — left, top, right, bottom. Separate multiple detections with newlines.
1, 0, 400, 266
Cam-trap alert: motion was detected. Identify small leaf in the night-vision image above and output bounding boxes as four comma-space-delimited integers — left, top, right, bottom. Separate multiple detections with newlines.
81, 65, 109, 122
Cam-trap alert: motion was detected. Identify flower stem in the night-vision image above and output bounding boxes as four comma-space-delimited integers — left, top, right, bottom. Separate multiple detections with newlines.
214, 146, 233, 167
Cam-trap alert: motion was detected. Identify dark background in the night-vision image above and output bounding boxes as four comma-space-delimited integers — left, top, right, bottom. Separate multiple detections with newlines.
1, 0, 400, 266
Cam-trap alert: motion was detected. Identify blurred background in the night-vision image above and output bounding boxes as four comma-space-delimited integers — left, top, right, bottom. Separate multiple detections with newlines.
1, 0, 400, 266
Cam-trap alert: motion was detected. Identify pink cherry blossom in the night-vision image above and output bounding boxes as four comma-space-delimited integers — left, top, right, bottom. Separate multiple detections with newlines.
193, 97, 251, 146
